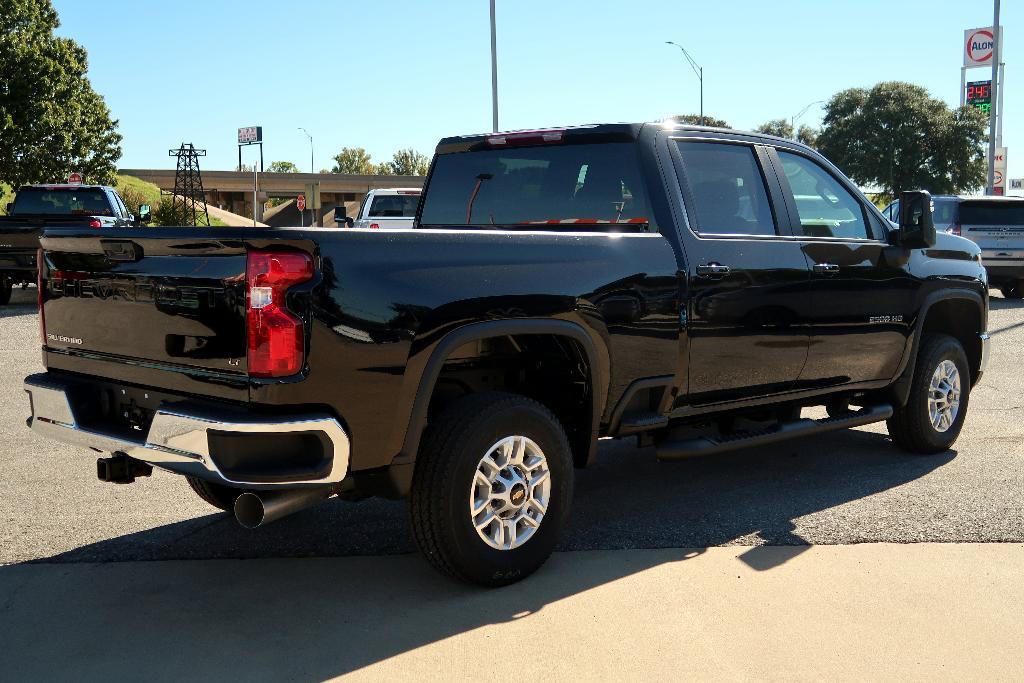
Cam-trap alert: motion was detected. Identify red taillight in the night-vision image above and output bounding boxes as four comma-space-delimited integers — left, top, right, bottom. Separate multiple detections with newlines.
369, 223, 380, 229
88, 219, 101, 228
37, 248, 45, 345
486, 129, 564, 147
948, 223, 961, 236
246, 250, 314, 378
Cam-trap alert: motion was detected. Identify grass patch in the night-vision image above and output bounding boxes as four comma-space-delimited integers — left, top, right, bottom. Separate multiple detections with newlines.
116, 174, 225, 226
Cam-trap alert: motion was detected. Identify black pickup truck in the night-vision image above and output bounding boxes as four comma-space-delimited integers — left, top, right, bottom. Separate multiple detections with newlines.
23, 123, 989, 585
0, 184, 147, 304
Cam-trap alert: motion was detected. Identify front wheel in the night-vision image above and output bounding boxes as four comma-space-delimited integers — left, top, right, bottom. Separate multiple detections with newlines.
409, 392, 574, 587
887, 334, 970, 454
0, 278, 12, 306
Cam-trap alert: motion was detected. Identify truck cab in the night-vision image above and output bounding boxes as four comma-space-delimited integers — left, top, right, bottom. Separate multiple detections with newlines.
351, 188, 421, 229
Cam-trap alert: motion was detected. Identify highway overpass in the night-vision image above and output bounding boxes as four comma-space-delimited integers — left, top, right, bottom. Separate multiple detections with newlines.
120, 169, 425, 225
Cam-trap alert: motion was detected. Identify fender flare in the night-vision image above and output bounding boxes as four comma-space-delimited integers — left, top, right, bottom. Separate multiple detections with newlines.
395, 318, 610, 467
890, 287, 986, 406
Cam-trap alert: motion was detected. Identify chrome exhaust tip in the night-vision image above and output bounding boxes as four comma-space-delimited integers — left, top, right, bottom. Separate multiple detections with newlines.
234, 487, 333, 529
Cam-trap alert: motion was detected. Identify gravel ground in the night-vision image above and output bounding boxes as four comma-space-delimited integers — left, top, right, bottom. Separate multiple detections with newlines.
2, 285, 1022, 563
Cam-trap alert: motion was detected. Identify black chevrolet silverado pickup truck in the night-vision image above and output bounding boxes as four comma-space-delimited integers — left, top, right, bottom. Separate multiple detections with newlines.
0, 184, 148, 304
23, 123, 989, 585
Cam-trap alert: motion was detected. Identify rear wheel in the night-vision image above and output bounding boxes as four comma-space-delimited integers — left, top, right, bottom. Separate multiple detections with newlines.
887, 334, 970, 454
186, 476, 243, 512
0, 278, 12, 305
409, 392, 574, 587
1000, 282, 1024, 300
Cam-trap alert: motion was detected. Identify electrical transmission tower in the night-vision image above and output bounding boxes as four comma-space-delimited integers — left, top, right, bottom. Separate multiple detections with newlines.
168, 143, 211, 226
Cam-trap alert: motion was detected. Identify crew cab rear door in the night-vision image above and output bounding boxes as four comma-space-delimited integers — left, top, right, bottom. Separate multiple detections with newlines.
669, 137, 811, 405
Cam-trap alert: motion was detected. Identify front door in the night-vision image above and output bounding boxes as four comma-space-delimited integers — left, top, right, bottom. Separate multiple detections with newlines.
672, 139, 811, 405
769, 148, 915, 387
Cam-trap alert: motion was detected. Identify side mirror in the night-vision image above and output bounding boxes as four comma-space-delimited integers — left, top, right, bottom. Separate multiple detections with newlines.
138, 204, 152, 224
334, 205, 354, 228
897, 190, 935, 248
5, 203, 12, 213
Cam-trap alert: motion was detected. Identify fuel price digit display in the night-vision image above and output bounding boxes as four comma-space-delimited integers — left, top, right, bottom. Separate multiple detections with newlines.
966, 80, 992, 115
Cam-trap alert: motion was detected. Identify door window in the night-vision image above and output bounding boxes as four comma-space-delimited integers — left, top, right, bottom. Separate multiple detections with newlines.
777, 151, 870, 239
676, 141, 776, 236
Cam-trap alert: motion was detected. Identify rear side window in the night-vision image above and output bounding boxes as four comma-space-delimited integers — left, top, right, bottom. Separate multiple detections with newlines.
932, 198, 958, 225
676, 142, 776, 236
368, 194, 420, 217
959, 202, 1024, 225
418, 142, 651, 230
11, 188, 113, 216
777, 151, 869, 239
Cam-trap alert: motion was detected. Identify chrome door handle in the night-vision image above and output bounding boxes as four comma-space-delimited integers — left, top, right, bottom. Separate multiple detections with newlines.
696, 263, 731, 279
812, 263, 841, 276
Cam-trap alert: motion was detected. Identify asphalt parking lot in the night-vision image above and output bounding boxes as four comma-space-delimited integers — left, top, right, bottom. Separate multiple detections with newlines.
2, 284, 1023, 562
3, 284, 1024, 678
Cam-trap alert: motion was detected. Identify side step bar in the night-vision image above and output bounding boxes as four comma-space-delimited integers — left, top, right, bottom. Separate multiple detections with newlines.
656, 404, 894, 461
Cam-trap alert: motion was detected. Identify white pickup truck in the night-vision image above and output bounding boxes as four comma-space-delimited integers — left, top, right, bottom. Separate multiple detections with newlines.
344, 188, 422, 229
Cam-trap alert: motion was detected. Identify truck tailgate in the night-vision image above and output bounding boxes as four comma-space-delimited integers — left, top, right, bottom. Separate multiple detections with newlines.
40, 231, 249, 377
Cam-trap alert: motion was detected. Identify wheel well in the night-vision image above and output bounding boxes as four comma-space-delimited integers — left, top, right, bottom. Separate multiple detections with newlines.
921, 298, 983, 382
427, 334, 594, 467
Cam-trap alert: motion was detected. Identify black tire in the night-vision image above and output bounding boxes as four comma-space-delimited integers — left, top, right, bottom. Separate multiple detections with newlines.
186, 476, 243, 511
0, 279, 12, 306
1000, 283, 1024, 300
887, 334, 970, 454
409, 392, 574, 587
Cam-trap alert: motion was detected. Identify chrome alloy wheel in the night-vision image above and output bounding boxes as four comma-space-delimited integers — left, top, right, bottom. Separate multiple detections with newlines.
928, 359, 961, 433
469, 435, 551, 551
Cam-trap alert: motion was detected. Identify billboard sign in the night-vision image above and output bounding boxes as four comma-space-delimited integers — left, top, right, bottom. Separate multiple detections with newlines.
238, 126, 263, 145
994, 147, 1007, 191
964, 27, 1001, 68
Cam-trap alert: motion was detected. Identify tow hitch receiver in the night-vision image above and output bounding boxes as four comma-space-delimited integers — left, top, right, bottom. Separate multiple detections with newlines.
97, 453, 153, 484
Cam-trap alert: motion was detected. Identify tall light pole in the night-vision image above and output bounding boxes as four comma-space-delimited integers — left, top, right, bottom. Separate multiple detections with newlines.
298, 127, 314, 174
490, 0, 499, 132
791, 100, 824, 134
666, 41, 703, 125
987, 0, 1001, 195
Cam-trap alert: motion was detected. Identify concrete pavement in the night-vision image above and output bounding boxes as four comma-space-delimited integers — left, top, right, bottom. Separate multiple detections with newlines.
2, 544, 1022, 680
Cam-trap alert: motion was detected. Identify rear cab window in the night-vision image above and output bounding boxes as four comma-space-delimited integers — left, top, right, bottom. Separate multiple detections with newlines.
367, 194, 420, 218
418, 142, 651, 231
958, 201, 1024, 226
11, 187, 114, 216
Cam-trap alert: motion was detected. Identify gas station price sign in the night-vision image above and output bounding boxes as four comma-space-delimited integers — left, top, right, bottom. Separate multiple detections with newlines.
966, 80, 992, 114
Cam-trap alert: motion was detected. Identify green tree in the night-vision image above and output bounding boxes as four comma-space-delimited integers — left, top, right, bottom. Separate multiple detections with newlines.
796, 125, 819, 148
385, 148, 430, 176
267, 160, 299, 173
331, 147, 376, 174
0, 0, 122, 187
755, 119, 794, 138
817, 81, 987, 197
672, 114, 731, 128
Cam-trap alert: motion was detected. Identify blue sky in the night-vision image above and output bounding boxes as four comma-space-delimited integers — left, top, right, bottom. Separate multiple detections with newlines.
53, 0, 1020, 190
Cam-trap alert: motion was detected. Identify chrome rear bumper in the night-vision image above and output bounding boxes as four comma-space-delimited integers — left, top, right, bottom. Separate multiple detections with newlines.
24, 374, 350, 488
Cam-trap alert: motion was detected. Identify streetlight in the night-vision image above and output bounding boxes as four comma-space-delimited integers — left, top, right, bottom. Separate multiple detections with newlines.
298, 127, 314, 174
791, 100, 824, 133
665, 41, 703, 125
490, 0, 499, 132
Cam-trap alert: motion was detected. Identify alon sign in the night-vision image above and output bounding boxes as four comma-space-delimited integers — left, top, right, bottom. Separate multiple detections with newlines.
964, 26, 1001, 68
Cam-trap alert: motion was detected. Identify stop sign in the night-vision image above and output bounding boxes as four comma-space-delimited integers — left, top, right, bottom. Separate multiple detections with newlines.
296, 194, 306, 212
68, 172, 83, 184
